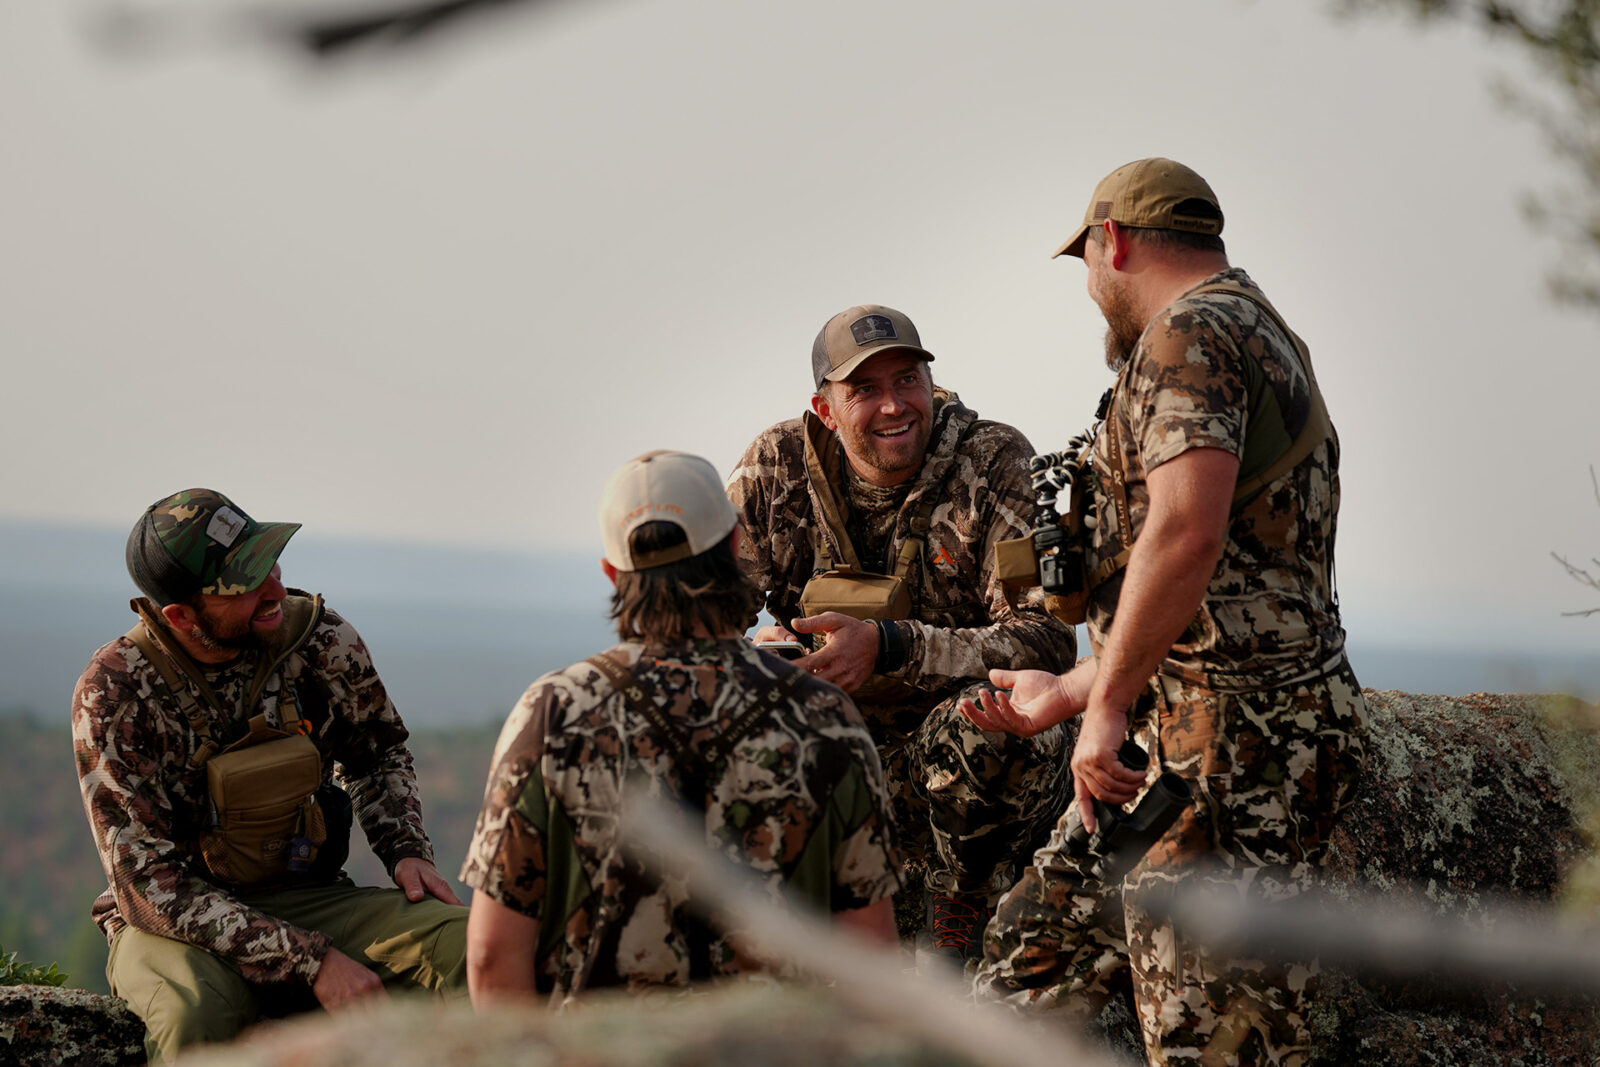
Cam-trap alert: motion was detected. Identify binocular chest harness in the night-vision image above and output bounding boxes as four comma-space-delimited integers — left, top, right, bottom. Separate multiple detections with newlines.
996, 280, 1335, 625
124, 591, 352, 889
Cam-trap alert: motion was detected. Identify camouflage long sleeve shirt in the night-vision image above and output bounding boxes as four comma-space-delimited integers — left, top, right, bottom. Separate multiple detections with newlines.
72, 603, 432, 985
728, 392, 1077, 725
459, 638, 901, 1000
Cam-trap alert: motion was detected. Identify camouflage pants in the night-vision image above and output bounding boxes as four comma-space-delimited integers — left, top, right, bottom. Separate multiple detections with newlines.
872, 682, 1074, 902
107, 879, 467, 1063
974, 662, 1367, 1065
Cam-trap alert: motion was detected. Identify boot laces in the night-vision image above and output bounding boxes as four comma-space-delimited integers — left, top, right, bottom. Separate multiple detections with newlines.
929, 894, 984, 950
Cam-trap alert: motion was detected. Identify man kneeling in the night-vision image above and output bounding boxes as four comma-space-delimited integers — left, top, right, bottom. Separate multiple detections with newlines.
462, 451, 901, 1004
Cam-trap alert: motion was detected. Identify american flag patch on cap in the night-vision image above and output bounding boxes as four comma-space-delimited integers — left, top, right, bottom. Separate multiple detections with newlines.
850, 314, 897, 346
1092, 200, 1112, 221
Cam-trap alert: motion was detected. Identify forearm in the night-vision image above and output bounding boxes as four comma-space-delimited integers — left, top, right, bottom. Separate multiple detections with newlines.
1092, 511, 1223, 716
891, 606, 1077, 690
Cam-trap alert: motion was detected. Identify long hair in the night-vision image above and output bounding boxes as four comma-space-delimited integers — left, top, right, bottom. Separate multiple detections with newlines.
609, 521, 759, 644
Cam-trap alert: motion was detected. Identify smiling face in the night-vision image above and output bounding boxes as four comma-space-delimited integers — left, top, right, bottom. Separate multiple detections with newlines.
812, 350, 935, 487
186, 563, 289, 656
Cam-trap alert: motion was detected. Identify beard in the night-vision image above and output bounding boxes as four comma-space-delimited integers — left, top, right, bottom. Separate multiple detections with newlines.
189, 613, 260, 654
1099, 277, 1145, 372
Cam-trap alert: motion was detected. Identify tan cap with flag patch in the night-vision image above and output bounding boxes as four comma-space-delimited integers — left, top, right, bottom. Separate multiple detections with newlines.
810, 304, 935, 390
1054, 157, 1223, 259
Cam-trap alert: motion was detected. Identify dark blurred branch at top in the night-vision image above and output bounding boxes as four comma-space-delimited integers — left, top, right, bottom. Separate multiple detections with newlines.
291, 0, 536, 56
92, 0, 569, 59
1333, 0, 1600, 312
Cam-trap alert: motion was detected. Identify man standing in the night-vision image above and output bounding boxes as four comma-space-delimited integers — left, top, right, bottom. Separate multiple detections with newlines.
967, 158, 1367, 1064
461, 451, 900, 1003
73, 489, 466, 1063
728, 305, 1077, 962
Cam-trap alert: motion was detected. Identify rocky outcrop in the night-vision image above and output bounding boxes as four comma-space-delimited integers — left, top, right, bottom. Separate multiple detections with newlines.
1308, 690, 1600, 1065
0, 984, 144, 1066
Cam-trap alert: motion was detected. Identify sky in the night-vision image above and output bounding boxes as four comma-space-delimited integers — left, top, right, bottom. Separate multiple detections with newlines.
3, 0, 1597, 659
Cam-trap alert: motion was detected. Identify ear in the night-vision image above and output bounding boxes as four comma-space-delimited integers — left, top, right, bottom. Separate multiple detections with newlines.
810, 389, 839, 432
600, 558, 619, 587
1103, 219, 1131, 271
160, 602, 197, 631
729, 523, 743, 557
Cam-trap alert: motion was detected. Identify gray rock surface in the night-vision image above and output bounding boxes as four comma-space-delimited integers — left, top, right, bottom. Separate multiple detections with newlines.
0, 984, 144, 1066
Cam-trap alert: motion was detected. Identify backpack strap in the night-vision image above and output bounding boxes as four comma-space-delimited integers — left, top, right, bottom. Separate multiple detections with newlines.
1184, 281, 1335, 502
124, 592, 325, 766
802, 413, 864, 573
583, 653, 804, 785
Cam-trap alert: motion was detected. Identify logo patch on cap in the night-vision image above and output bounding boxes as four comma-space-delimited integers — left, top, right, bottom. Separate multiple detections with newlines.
206, 506, 247, 547
1092, 201, 1112, 221
850, 314, 897, 346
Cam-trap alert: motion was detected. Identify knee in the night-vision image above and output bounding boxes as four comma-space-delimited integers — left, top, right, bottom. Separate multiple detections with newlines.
135, 969, 257, 1061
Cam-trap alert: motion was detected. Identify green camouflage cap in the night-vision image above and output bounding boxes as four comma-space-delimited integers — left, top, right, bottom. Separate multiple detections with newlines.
137, 489, 300, 596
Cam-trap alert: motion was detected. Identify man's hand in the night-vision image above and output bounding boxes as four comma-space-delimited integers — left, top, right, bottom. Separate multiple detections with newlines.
1071, 704, 1148, 834
394, 856, 463, 905
789, 612, 878, 693
753, 624, 799, 644
312, 948, 386, 1011
959, 659, 1098, 737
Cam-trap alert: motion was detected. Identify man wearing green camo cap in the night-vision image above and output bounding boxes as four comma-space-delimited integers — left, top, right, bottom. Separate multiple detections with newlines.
72, 488, 469, 1063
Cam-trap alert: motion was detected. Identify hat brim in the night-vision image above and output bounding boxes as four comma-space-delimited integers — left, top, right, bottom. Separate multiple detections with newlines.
1052, 223, 1092, 259
206, 521, 300, 596
820, 344, 936, 385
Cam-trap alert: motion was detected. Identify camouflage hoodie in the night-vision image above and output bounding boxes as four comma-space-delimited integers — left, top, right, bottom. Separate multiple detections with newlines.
71, 603, 432, 985
728, 392, 1076, 727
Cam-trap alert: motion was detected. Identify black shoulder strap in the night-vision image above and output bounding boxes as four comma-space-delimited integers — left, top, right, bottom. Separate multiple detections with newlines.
583, 653, 804, 782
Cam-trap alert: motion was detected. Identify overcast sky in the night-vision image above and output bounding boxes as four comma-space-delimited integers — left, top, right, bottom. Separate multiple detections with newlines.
4, 0, 1597, 657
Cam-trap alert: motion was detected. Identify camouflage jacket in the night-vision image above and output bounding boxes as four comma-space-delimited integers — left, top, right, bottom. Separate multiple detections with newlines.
71, 602, 433, 985
728, 392, 1077, 722
1086, 268, 1348, 690
458, 638, 901, 1001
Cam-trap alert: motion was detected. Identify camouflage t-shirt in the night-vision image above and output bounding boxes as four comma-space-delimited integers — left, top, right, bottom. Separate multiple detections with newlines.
458, 638, 901, 1000
71, 602, 433, 985
728, 392, 1077, 723
1086, 268, 1347, 690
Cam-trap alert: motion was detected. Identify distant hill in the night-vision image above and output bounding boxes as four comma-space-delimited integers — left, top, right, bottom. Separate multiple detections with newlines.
0, 519, 619, 726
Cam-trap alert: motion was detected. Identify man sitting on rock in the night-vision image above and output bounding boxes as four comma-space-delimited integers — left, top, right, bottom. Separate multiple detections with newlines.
72, 489, 467, 1064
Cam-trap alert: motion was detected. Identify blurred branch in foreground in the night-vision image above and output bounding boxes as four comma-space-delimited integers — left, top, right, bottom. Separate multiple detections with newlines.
616, 796, 1124, 1067
1152, 879, 1600, 994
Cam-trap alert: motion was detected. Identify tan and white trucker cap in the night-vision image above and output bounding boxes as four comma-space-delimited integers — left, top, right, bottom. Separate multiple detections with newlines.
598, 450, 738, 572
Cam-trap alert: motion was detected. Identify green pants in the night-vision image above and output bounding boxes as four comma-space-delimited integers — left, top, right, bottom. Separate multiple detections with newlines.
107, 880, 467, 1064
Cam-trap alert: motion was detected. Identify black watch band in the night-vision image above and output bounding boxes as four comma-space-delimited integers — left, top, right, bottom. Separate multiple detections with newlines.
874, 618, 908, 675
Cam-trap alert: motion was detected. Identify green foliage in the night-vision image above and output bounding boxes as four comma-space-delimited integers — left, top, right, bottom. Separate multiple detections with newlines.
0, 943, 68, 987
1334, 0, 1600, 310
